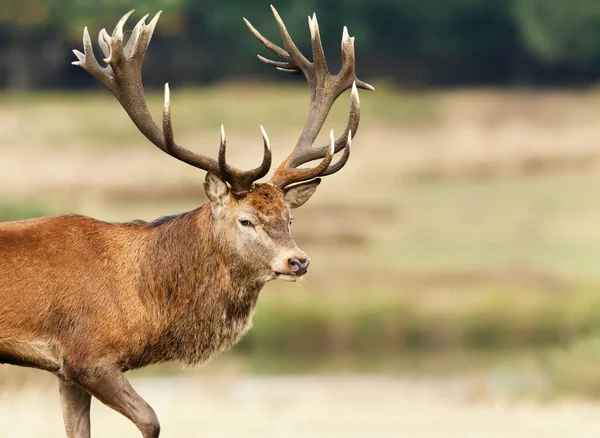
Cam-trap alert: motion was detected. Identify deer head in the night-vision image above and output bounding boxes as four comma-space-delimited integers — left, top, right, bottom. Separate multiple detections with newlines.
72, 7, 373, 282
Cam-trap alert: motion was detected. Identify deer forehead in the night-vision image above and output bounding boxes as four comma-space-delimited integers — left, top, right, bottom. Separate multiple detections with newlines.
239, 184, 289, 222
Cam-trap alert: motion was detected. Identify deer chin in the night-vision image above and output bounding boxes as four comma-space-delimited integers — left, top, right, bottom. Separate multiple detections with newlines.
274, 272, 303, 282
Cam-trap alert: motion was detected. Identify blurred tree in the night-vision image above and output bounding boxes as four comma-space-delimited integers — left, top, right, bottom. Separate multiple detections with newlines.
513, 0, 600, 63
0, 0, 183, 88
1, 0, 600, 88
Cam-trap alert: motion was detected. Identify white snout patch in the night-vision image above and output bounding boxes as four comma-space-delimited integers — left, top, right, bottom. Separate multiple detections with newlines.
275, 272, 301, 282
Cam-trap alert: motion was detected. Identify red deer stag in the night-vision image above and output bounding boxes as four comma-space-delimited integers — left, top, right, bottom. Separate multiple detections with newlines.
0, 6, 372, 438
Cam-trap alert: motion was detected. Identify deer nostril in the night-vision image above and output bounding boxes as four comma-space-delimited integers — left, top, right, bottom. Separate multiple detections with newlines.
288, 257, 310, 275
288, 258, 301, 271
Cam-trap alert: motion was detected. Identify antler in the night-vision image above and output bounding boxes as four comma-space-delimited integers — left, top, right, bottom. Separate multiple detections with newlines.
244, 6, 374, 189
72, 10, 271, 195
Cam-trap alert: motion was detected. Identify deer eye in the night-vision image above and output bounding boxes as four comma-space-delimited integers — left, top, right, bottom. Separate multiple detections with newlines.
239, 219, 254, 228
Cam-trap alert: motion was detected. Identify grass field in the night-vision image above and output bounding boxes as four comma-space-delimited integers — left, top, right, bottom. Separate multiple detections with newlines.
3, 84, 600, 401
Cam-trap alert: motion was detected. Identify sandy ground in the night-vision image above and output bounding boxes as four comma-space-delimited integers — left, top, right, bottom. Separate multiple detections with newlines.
2, 375, 600, 438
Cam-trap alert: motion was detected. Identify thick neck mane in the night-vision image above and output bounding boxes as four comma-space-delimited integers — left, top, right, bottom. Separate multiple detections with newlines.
125, 204, 264, 369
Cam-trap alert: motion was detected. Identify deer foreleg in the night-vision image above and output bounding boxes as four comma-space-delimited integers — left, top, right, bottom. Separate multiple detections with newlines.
63, 362, 160, 438
58, 378, 91, 438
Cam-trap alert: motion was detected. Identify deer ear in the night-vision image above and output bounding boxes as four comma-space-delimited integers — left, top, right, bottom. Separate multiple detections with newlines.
204, 173, 230, 206
283, 179, 321, 209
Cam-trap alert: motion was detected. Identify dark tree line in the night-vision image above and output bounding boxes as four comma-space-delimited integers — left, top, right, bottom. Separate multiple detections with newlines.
2, 0, 600, 90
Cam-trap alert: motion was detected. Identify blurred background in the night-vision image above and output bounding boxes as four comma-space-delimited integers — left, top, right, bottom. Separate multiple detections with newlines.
3, 0, 600, 436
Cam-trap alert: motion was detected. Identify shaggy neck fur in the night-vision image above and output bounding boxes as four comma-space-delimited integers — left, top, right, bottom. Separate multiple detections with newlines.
129, 204, 264, 369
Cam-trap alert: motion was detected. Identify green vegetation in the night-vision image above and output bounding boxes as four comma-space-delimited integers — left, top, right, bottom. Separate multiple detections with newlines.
239, 288, 595, 355
0, 200, 54, 221
514, 0, 600, 62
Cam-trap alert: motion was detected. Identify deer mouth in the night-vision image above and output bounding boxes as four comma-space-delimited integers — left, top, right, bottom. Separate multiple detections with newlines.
274, 272, 303, 282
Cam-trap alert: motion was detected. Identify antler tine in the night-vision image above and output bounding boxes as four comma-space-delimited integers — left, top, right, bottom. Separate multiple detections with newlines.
112, 10, 133, 39
256, 54, 300, 74
256, 125, 274, 181
162, 83, 219, 170
218, 125, 273, 195
269, 5, 310, 71
321, 130, 351, 177
124, 13, 150, 58
308, 13, 327, 71
98, 29, 110, 59
74, 10, 272, 196
243, 17, 290, 61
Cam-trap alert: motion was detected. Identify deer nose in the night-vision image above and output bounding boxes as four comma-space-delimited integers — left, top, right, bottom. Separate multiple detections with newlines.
288, 257, 310, 276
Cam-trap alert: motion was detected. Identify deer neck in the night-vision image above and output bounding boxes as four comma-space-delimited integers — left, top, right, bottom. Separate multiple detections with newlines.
134, 203, 264, 366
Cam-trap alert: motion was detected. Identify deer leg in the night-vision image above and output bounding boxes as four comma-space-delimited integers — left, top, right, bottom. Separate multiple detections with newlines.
58, 378, 92, 438
63, 363, 160, 438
